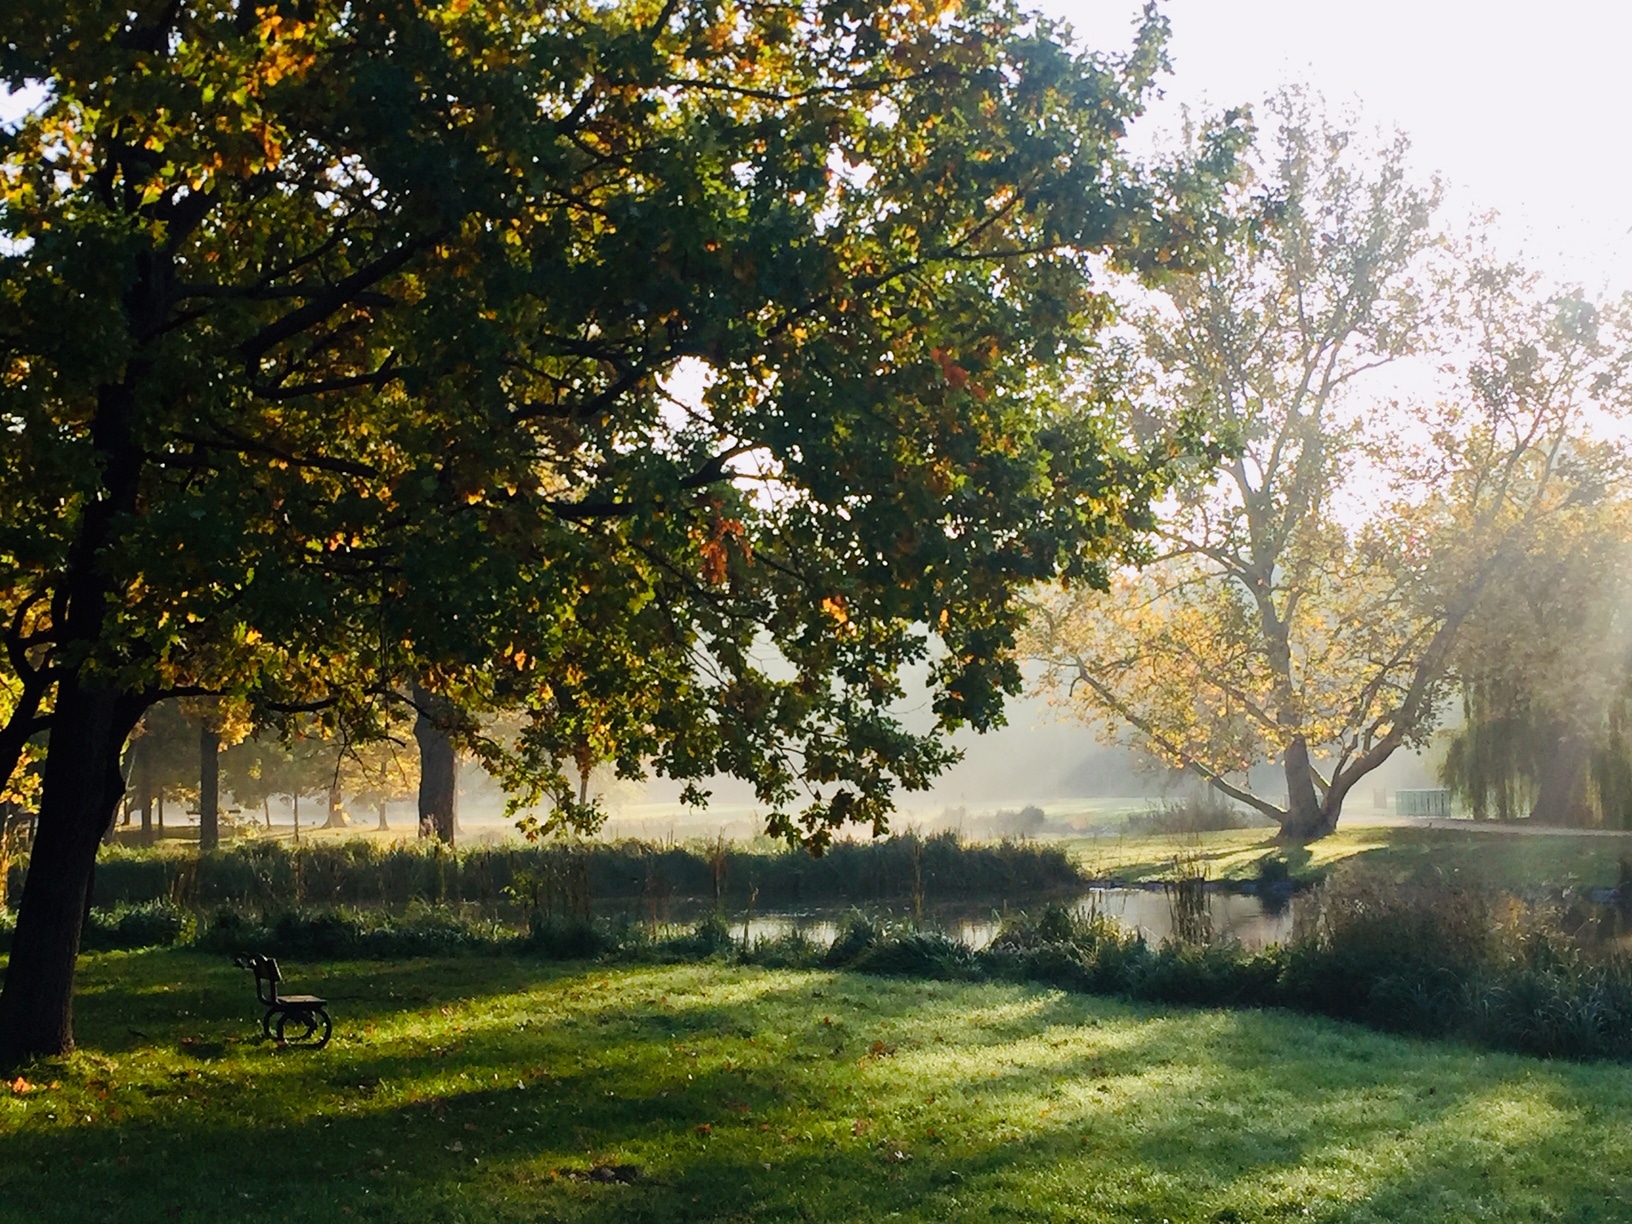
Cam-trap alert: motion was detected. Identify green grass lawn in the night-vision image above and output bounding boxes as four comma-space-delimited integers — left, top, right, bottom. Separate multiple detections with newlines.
1064, 822, 1632, 891
4, 952, 1632, 1221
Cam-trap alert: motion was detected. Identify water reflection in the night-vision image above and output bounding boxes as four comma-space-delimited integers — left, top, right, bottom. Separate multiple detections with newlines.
606, 887, 1296, 950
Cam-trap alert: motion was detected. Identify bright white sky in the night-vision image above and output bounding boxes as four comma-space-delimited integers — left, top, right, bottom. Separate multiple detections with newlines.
1057, 0, 1632, 294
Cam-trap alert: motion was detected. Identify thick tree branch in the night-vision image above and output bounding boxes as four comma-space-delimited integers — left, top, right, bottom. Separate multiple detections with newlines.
1066, 662, 1287, 823
239, 236, 440, 365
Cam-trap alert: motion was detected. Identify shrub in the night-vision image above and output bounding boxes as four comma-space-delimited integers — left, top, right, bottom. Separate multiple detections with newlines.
984, 904, 1149, 994
741, 929, 822, 969
662, 914, 737, 960
1254, 853, 1294, 891
850, 930, 976, 978
1278, 866, 1509, 1024
82, 902, 192, 951
1133, 942, 1283, 1008
526, 917, 617, 960
822, 913, 881, 967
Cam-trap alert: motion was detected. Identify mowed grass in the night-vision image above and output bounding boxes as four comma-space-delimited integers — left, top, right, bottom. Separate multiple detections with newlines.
1065, 822, 1632, 890
1, 955, 1631, 1221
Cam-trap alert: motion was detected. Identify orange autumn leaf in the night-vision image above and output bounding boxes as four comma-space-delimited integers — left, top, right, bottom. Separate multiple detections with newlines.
930, 347, 969, 391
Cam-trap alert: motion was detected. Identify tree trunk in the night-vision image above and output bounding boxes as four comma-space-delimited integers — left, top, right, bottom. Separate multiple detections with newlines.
1530, 725, 1593, 826
198, 723, 221, 852
324, 781, 348, 829
376, 801, 389, 832
292, 793, 300, 844
0, 684, 142, 1065
157, 789, 164, 831
263, 798, 271, 829
413, 685, 457, 845
1276, 736, 1337, 840
137, 736, 154, 843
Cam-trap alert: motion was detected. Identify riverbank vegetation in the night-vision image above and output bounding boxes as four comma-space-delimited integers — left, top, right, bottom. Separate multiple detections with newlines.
17, 841, 1632, 1062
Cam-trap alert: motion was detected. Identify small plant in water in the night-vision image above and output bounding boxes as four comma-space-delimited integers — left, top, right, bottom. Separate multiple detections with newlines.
1164, 850, 1211, 946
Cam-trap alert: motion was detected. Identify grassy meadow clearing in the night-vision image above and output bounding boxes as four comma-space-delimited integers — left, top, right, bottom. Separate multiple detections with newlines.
2, 952, 1631, 1222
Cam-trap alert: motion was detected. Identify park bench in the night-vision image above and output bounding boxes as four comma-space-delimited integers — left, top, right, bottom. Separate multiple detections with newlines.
233, 953, 332, 1048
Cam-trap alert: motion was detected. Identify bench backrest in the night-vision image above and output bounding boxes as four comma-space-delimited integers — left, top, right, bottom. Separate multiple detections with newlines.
235, 953, 283, 1006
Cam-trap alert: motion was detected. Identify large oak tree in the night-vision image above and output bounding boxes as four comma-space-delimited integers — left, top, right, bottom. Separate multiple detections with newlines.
0, 0, 1239, 1061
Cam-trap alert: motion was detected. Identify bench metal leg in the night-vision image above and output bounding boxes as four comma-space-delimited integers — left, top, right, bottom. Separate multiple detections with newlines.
271, 1006, 332, 1049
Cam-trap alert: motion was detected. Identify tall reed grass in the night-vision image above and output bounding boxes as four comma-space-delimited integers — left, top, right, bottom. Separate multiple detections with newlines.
35, 832, 1083, 913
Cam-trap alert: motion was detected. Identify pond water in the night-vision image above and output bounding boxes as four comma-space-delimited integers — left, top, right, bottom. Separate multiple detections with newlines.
605, 887, 1298, 950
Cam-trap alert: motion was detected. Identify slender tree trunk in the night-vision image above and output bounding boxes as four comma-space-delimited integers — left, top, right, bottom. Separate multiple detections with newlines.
376, 801, 389, 832
263, 798, 271, 829
1530, 725, 1593, 826
292, 793, 300, 844
413, 684, 457, 846
198, 722, 221, 852
137, 735, 154, 843
0, 683, 143, 1065
157, 790, 164, 831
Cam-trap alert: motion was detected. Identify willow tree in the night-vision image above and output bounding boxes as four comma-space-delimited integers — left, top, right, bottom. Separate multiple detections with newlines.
0, 0, 1240, 1060
1025, 97, 1632, 840
1439, 491, 1632, 825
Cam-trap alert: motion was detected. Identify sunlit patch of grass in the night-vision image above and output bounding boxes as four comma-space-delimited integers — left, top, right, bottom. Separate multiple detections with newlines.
2, 952, 1632, 1220
1064, 822, 1632, 890
1066, 827, 1289, 882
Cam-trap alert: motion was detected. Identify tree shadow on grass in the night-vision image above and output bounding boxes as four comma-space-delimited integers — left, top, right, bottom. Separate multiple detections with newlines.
1076, 833, 1284, 886
2, 955, 1627, 1222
